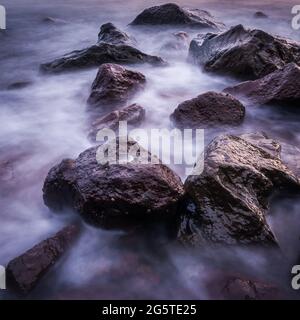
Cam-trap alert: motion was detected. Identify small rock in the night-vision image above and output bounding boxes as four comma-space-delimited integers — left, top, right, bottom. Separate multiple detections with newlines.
88, 103, 146, 141
42, 17, 67, 24
6, 225, 80, 295
161, 31, 190, 51
170, 91, 245, 128
98, 22, 136, 46
7, 81, 32, 90
219, 276, 280, 300
87, 63, 146, 110
254, 11, 268, 19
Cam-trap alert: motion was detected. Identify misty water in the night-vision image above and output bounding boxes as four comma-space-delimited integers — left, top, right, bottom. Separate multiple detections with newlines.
1, 0, 300, 299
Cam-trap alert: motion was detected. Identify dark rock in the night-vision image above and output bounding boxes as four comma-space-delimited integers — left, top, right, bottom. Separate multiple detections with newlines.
42, 17, 67, 24
7, 81, 32, 90
40, 43, 165, 73
98, 23, 136, 46
87, 64, 146, 110
254, 11, 268, 19
6, 225, 79, 294
88, 103, 146, 141
218, 276, 280, 300
161, 31, 190, 51
43, 139, 184, 230
170, 91, 245, 128
189, 24, 300, 80
130, 3, 225, 30
178, 132, 300, 246
224, 63, 300, 106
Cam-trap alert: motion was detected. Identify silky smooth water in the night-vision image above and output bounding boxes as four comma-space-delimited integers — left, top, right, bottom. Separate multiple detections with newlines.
0, 0, 300, 299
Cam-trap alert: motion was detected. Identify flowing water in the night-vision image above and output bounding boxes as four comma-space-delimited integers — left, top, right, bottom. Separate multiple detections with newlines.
0, 0, 300, 299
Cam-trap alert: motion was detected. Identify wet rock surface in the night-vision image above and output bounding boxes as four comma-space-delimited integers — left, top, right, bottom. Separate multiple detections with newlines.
170, 91, 245, 128
189, 25, 300, 80
43, 140, 185, 230
87, 63, 146, 110
40, 43, 165, 73
97, 22, 136, 46
6, 225, 79, 295
178, 132, 300, 246
130, 3, 225, 30
88, 103, 145, 141
224, 63, 300, 106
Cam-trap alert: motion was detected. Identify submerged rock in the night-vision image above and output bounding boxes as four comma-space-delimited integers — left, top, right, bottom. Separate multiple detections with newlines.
161, 31, 190, 51
7, 81, 32, 91
178, 132, 300, 247
6, 225, 79, 294
170, 91, 245, 128
87, 63, 146, 110
130, 3, 225, 30
219, 276, 280, 300
97, 22, 136, 46
40, 43, 165, 73
189, 24, 300, 80
254, 11, 268, 19
224, 63, 300, 106
88, 103, 146, 141
42, 17, 67, 24
43, 139, 184, 230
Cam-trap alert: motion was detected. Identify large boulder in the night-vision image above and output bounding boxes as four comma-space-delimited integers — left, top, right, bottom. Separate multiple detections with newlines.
97, 22, 136, 46
178, 132, 300, 246
224, 63, 300, 106
87, 63, 146, 110
43, 139, 184, 230
40, 43, 165, 73
130, 3, 225, 30
189, 24, 300, 80
88, 103, 146, 141
170, 91, 245, 128
6, 225, 79, 294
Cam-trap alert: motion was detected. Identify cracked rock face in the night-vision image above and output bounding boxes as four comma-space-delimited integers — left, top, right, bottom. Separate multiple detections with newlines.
130, 3, 225, 30
189, 25, 300, 80
43, 140, 184, 230
170, 91, 245, 128
224, 63, 300, 106
178, 132, 300, 247
87, 63, 146, 110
